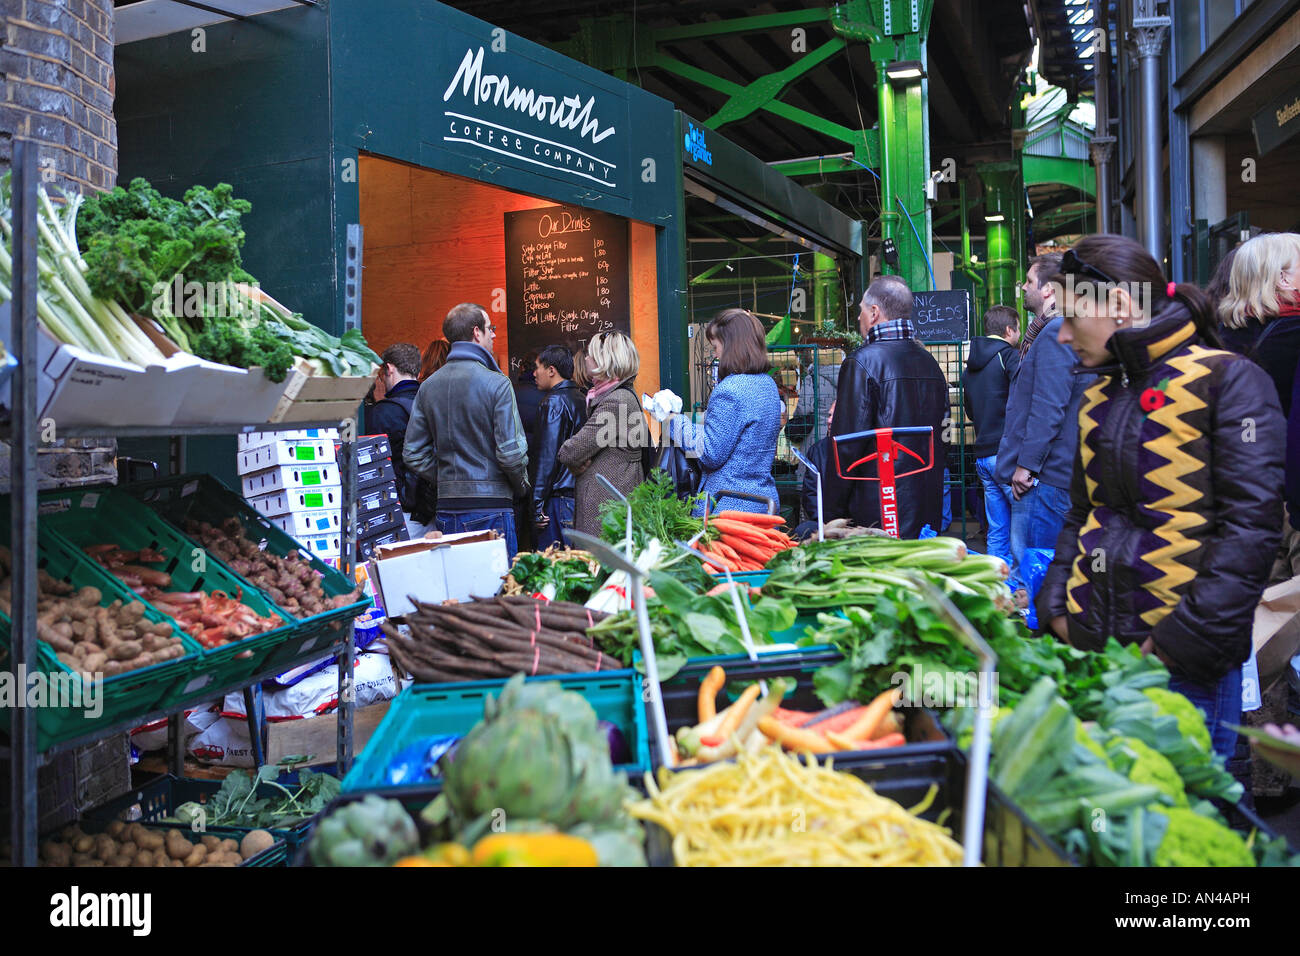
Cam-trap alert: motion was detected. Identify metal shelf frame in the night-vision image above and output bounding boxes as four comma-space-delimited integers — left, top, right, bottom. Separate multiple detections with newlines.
3, 141, 360, 865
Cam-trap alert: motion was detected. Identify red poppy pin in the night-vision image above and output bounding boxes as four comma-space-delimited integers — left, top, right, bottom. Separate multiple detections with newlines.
1140, 377, 1171, 413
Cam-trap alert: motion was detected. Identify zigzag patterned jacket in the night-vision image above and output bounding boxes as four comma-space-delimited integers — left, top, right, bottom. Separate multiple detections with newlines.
1041, 306, 1285, 684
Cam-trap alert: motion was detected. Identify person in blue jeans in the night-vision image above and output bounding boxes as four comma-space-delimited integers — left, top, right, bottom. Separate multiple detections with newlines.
996, 253, 1094, 590
530, 345, 586, 549
962, 305, 1021, 565
403, 303, 531, 559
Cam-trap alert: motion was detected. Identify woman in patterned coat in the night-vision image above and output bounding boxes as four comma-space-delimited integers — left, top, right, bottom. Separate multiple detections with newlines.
667, 309, 783, 516
1040, 234, 1285, 760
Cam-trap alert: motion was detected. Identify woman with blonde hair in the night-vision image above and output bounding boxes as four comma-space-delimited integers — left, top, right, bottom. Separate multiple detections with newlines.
1218, 232, 1300, 413
557, 331, 649, 536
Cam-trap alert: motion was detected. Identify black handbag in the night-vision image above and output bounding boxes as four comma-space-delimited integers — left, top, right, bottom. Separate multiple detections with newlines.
654, 441, 702, 499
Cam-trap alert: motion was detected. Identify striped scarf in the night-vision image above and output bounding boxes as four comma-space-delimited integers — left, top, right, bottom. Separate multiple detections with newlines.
1020, 312, 1054, 357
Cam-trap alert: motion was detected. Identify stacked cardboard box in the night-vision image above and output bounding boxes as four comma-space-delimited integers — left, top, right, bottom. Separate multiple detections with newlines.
239, 428, 343, 561
355, 434, 409, 561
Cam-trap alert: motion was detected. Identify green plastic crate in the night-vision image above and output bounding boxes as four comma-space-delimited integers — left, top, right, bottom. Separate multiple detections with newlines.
37, 486, 298, 700
83, 773, 317, 861
341, 670, 651, 794
77, 813, 287, 866
0, 517, 203, 751
119, 474, 370, 671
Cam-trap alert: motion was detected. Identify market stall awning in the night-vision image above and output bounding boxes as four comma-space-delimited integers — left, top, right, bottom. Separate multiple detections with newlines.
113, 0, 314, 45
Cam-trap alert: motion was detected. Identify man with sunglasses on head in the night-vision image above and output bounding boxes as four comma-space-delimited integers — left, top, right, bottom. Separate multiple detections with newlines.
996, 252, 1095, 595
404, 303, 530, 559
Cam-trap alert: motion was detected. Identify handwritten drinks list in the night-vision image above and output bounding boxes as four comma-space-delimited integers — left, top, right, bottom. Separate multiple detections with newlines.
504, 205, 631, 374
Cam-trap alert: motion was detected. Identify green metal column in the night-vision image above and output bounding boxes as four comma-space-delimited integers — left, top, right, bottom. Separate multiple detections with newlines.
867, 2, 933, 291
976, 163, 1020, 312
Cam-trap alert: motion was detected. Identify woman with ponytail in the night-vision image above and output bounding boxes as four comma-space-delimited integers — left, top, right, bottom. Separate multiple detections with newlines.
1039, 234, 1284, 761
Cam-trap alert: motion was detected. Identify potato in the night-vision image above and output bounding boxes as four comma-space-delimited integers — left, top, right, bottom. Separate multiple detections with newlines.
182, 844, 207, 867
165, 830, 193, 861
81, 652, 108, 673
108, 640, 143, 661
105, 820, 126, 839
41, 842, 72, 866
133, 828, 164, 851
61, 825, 81, 841
220, 839, 240, 855
77, 859, 105, 867
70, 852, 92, 866
93, 837, 118, 862
102, 661, 128, 676
72, 834, 94, 854
133, 849, 154, 867
109, 855, 134, 868
240, 830, 275, 860
200, 835, 222, 851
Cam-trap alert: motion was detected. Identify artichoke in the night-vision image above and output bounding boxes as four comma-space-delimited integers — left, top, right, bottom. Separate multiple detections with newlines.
308, 795, 419, 867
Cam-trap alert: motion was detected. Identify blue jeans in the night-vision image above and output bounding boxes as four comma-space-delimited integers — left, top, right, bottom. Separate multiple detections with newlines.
1168, 666, 1242, 762
435, 508, 518, 560
976, 455, 1014, 566
1009, 481, 1070, 590
535, 496, 575, 550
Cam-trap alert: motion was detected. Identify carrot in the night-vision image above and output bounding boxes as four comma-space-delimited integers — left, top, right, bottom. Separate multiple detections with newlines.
709, 519, 774, 541
838, 687, 903, 742
701, 683, 762, 746
697, 666, 725, 722
805, 705, 871, 736
770, 707, 816, 727
758, 716, 834, 754
725, 537, 778, 564
712, 541, 744, 564
871, 710, 903, 740
826, 730, 907, 751
714, 511, 786, 527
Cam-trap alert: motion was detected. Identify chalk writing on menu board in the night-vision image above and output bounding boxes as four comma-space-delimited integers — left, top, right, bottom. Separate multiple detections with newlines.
911, 290, 973, 342
504, 205, 630, 373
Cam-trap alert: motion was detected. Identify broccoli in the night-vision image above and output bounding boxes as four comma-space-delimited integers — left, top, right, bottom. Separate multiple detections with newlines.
1107, 735, 1188, 807
1152, 808, 1255, 867
1144, 687, 1213, 754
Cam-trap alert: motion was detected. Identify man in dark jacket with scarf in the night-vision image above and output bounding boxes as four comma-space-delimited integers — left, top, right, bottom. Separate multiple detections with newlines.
530, 345, 586, 549
827, 275, 948, 538
962, 306, 1021, 564
367, 343, 437, 534
404, 303, 530, 558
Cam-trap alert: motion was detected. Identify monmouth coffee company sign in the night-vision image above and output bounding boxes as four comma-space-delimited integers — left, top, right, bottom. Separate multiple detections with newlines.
440, 44, 628, 194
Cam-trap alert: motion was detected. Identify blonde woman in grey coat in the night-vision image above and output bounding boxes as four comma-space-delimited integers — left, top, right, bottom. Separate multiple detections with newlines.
557, 332, 649, 537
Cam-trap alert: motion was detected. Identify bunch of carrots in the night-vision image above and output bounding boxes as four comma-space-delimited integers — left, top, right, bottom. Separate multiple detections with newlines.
699, 511, 797, 573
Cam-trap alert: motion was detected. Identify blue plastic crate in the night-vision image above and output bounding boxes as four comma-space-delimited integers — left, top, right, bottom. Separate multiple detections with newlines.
342, 670, 651, 794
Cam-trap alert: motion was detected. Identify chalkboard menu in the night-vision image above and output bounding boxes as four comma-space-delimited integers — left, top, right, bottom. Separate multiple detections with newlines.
912, 290, 973, 342
504, 205, 630, 374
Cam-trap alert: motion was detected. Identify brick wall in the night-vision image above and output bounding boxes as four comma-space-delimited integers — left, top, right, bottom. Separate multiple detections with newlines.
1, 0, 117, 193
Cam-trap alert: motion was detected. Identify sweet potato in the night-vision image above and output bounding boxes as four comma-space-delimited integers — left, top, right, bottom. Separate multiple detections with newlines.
81, 652, 108, 673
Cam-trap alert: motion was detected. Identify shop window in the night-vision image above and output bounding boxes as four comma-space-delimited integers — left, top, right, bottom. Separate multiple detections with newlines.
1174, 0, 1202, 77
1206, 0, 1236, 49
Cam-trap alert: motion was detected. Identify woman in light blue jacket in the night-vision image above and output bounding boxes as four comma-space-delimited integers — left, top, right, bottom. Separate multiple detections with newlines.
668, 309, 783, 515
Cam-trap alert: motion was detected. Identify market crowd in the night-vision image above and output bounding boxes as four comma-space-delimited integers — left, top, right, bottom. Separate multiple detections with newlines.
365, 231, 1300, 781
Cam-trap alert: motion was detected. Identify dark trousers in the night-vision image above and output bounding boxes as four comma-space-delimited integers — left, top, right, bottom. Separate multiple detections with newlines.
536, 496, 576, 550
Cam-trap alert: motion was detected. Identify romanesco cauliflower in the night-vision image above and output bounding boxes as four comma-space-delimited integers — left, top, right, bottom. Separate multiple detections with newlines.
1152, 808, 1254, 867
1110, 736, 1188, 807
1143, 687, 1212, 754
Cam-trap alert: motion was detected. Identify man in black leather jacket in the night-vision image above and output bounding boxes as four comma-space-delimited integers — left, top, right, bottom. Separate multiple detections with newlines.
828, 276, 948, 538
531, 345, 586, 549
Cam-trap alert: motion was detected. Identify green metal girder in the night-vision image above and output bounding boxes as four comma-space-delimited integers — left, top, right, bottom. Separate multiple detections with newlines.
654, 53, 863, 147
708, 36, 847, 128
977, 163, 1021, 312
656, 8, 834, 42
1022, 154, 1095, 197
768, 141, 882, 176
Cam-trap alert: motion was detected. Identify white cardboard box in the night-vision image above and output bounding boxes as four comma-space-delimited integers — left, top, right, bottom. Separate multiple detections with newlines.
0, 319, 190, 427
299, 532, 342, 560
271, 508, 343, 538
237, 438, 337, 475
367, 531, 510, 618
238, 427, 339, 450
240, 462, 340, 497
246, 486, 342, 518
